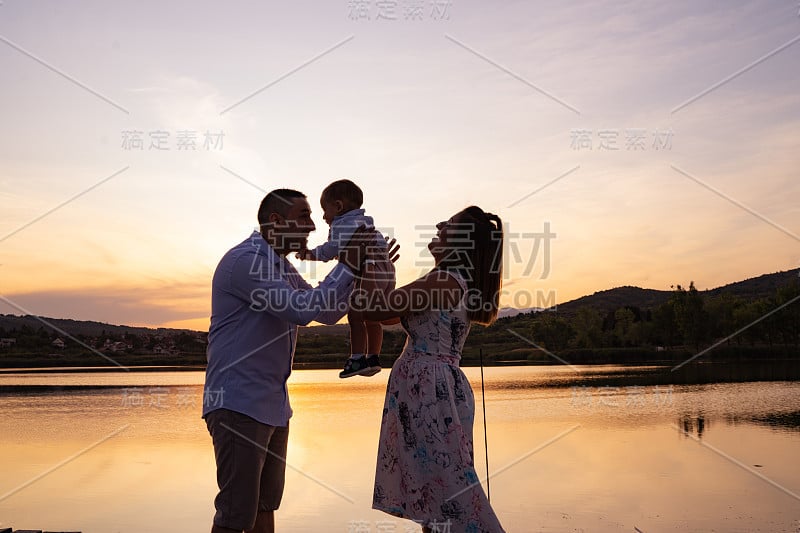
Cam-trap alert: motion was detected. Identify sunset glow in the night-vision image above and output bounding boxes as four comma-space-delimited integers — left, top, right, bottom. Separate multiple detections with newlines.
2, 1, 798, 329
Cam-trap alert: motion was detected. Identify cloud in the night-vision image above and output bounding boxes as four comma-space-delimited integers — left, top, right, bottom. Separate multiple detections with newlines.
0, 281, 210, 328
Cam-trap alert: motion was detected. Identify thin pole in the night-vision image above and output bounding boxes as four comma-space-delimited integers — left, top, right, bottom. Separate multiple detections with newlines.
479, 348, 490, 502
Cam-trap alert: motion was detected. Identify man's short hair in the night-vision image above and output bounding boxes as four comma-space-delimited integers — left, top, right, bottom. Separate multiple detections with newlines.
321, 179, 363, 210
257, 189, 307, 226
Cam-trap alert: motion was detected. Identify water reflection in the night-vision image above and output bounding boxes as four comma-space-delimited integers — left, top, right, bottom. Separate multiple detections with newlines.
678, 413, 708, 439
703, 411, 800, 434
397, 361, 800, 394
749, 411, 800, 432
677, 411, 800, 439
676, 408, 800, 440
0, 367, 798, 532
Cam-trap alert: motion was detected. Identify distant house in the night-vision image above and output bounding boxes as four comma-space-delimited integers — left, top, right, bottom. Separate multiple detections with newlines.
154, 344, 179, 355
113, 342, 131, 352
52, 338, 66, 349
102, 339, 131, 353
0, 338, 16, 348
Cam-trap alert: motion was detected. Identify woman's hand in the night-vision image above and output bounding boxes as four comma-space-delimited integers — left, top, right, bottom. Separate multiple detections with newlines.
385, 237, 400, 264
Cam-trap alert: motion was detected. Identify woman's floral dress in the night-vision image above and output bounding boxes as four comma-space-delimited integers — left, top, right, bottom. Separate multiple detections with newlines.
373, 269, 505, 532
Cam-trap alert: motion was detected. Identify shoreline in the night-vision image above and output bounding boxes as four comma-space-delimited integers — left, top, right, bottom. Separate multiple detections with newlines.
1, 354, 799, 374
0, 365, 208, 374
1, 342, 797, 372
1, 359, 799, 394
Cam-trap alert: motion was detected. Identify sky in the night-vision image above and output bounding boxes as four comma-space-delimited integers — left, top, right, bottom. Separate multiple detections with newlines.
1, 0, 799, 331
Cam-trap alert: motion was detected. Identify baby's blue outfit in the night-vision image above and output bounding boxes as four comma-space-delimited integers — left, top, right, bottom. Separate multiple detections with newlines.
311, 208, 385, 261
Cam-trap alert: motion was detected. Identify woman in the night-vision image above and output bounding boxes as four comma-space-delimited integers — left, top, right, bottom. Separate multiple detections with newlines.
359, 205, 506, 533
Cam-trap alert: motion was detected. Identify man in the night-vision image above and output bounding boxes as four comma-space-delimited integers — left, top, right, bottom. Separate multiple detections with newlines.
203, 189, 370, 533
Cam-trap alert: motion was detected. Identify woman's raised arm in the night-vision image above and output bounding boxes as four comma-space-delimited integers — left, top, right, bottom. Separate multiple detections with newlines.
355, 269, 464, 322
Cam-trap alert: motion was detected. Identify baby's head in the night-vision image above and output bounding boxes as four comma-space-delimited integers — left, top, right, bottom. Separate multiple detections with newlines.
320, 179, 363, 225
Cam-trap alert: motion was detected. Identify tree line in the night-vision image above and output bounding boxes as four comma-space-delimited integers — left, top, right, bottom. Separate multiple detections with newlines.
466, 279, 800, 358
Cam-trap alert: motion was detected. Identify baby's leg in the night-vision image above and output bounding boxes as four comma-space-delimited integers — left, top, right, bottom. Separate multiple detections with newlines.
340, 310, 373, 378
365, 321, 384, 355
348, 309, 367, 356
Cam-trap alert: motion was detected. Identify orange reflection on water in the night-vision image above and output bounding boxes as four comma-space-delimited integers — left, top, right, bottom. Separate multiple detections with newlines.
0, 368, 798, 532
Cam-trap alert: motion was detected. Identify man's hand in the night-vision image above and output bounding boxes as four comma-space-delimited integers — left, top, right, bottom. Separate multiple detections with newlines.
295, 247, 317, 261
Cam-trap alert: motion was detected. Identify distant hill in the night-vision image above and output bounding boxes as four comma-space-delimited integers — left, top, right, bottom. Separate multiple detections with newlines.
551, 269, 798, 316
299, 324, 349, 336
553, 286, 669, 316
498, 307, 543, 318
706, 270, 799, 299
0, 315, 386, 339
0, 314, 191, 337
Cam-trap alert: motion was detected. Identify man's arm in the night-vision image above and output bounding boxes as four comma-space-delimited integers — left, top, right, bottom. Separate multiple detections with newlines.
230, 253, 354, 326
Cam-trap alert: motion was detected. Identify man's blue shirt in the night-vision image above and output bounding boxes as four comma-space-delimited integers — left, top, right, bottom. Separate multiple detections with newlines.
202, 231, 354, 426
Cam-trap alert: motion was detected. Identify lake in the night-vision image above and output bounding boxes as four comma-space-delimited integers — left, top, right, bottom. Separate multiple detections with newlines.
1, 363, 799, 532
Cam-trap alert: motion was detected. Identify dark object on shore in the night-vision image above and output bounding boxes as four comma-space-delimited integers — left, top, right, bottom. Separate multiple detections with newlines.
5, 529, 81, 533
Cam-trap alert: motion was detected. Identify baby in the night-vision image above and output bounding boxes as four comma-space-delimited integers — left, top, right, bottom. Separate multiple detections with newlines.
299, 179, 396, 378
